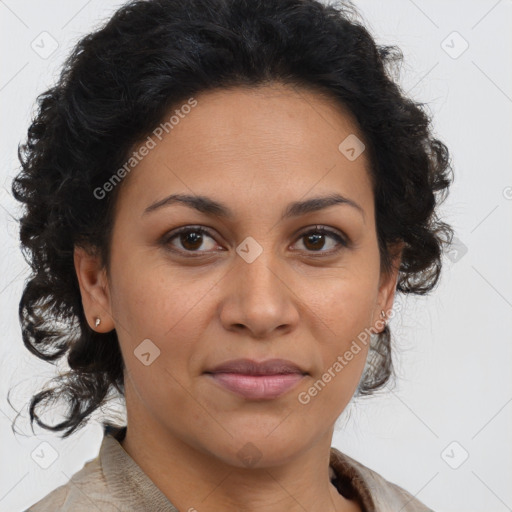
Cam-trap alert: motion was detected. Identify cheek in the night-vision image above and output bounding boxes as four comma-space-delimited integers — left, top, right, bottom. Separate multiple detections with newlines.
297, 280, 374, 419
109, 245, 216, 340
300, 268, 378, 403
306, 265, 379, 340
320, 285, 373, 381
108, 255, 227, 408
110, 261, 211, 413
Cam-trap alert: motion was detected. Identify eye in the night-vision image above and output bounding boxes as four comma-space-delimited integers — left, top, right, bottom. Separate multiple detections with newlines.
162, 226, 220, 254
161, 224, 349, 256
292, 225, 348, 255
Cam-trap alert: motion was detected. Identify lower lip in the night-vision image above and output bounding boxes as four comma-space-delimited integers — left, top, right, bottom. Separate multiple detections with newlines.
207, 373, 305, 400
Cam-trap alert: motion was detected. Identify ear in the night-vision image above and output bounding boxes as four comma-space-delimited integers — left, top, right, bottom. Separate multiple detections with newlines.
73, 245, 115, 332
373, 241, 404, 332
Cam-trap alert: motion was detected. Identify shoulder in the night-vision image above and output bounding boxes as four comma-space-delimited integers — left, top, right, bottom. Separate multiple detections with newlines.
24, 455, 120, 512
330, 447, 435, 512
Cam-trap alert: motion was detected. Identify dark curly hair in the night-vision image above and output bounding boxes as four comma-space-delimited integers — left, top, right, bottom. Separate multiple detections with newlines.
11, 0, 453, 438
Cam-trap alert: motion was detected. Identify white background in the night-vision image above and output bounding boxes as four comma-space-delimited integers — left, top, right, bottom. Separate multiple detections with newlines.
1, 1, 511, 511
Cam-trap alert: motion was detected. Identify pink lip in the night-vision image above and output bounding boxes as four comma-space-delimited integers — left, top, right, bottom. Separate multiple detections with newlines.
205, 358, 307, 400
208, 373, 305, 400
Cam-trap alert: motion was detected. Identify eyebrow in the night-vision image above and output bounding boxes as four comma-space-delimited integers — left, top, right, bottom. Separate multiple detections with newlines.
143, 192, 365, 222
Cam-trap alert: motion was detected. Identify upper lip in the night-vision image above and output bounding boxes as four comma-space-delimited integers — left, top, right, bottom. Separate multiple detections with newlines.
205, 358, 307, 376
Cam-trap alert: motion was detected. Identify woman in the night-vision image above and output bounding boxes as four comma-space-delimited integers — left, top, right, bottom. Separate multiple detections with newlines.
13, 0, 453, 510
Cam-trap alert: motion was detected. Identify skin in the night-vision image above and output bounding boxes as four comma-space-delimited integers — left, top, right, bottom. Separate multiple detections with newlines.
74, 83, 402, 512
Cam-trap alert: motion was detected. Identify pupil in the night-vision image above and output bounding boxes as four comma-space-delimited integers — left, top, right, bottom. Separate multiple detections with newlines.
182, 232, 202, 250
306, 234, 324, 250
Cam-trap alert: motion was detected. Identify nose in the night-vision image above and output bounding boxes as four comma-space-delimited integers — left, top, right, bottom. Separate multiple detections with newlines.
219, 247, 300, 340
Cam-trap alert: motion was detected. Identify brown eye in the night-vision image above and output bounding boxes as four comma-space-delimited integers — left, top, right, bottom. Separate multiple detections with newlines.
179, 231, 204, 250
161, 224, 348, 257
293, 226, 348, 255
163, 226, 218, 253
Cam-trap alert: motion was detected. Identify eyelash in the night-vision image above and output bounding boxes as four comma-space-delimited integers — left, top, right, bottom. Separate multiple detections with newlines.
161, 225, 349, 257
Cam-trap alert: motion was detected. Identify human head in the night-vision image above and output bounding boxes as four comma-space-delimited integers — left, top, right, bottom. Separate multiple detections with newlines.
12, 0, 453, 438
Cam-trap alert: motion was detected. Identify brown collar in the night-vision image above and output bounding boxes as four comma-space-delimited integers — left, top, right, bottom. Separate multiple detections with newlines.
329, 446, 376, 511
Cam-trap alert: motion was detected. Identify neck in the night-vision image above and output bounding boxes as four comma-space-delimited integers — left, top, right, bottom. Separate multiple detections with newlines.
120, 416, 359, 512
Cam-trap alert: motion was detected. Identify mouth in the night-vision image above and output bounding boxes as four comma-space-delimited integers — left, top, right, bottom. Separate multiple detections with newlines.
204, 358, 307, 400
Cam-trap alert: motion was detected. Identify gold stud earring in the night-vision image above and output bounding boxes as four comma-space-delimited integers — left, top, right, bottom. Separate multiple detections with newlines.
95, 317, 101, 328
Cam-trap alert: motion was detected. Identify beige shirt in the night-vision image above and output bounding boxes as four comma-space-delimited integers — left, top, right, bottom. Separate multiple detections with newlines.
25, 426, 433, 512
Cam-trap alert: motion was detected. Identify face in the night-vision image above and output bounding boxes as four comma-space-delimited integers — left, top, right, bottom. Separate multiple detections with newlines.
76, 83, 400, 467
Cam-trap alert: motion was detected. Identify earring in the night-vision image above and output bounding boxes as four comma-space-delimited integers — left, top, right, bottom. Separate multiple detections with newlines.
380, 310, 387, 327
94, 317, 101, 328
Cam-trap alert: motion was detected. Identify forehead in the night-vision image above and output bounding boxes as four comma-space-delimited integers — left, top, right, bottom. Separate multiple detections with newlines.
117, 84, 373, 218
165, 83, 366, 159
